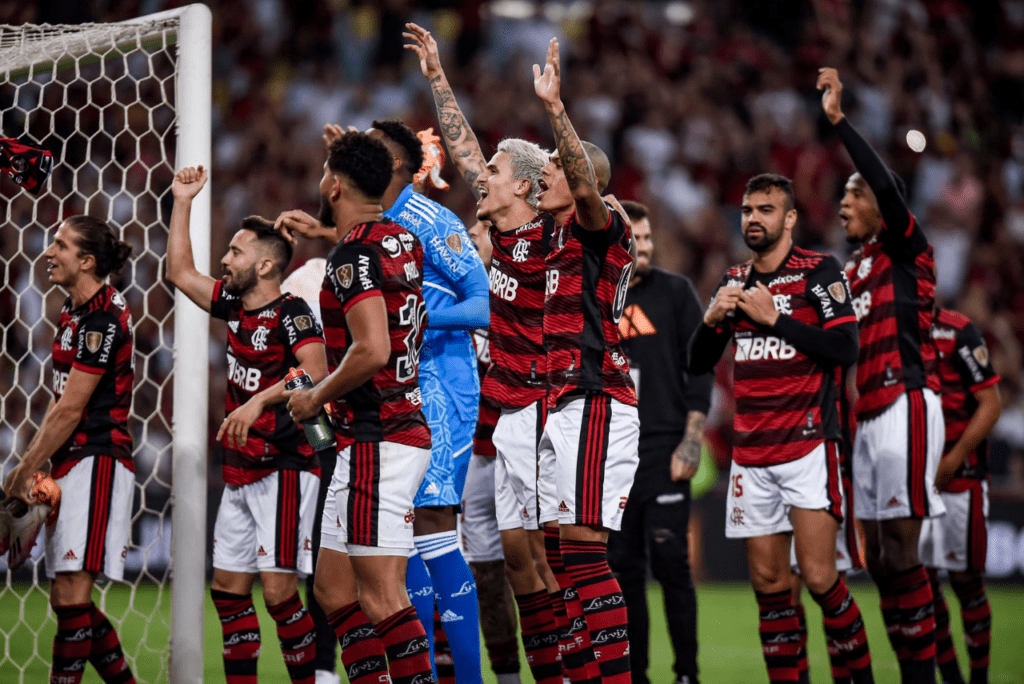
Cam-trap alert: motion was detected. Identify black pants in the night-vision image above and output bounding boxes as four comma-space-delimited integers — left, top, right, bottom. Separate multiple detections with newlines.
305, 447, 338, 672
608, 477, 698, 684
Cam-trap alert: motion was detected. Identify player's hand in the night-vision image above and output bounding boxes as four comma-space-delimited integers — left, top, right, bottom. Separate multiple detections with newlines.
3, 464, 36, 505
171, 166, 208, 202
533, 38, 563, 110
738, 281, 780, 327
403, 23, 444, 80
285, 387, 319, 424
216, 399, 264, 449
816, 68, 845, 125
323, 123, 360, 148
934, 451, 963, 492
275, 210, 325, 245
704, 286, 743, 326
671, 440, 700, 481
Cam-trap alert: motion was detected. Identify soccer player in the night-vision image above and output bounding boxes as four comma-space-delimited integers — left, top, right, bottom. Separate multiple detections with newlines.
689, 173, 874, 684
818, 67, 946, 683
920, 308, 1000, 684
607, 201, 711, 684
4, 216, 138, 684
285, 131, 435, 684
277, 117, 488, 682
405, 23, 572, 684
533, 38, 640, 684
462, 220, 525, 684
167, 166, 325, 684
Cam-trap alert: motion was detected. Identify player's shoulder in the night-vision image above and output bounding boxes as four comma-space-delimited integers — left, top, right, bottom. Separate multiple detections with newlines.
935, 307, 971, 332
85, 285, 131, 325
724, 260, 753, 285
278, 292, 315, 316
787, 245, 836, 272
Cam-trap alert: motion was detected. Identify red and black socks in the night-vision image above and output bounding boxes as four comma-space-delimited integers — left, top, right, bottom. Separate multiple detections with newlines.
211, 590, 261, 684
929, 572, 965, 684
755, 590, 802, 683
52, 603, 94, 684
326, 602, 388, 684
266, 593, 317, 684
376, 606, 436, 684
892, 565, 936, 683
810, 578, 873, 684
89, 604, 136, 684
544, 527, 600, 684
514, 590, 563, 684
951, 576, 991, 684
794, 602, 809, 684
560, 539, 631, 684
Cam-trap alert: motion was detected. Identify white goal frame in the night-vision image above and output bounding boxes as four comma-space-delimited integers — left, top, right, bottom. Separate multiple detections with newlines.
1, 5, 211, 683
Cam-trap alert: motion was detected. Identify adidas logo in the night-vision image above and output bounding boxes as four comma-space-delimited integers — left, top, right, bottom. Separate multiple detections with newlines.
257, 546, 267, 557
440, 610, 464, 623
886, 497, 901, 508
63, 549, 77, 561
558, 501, 570, 513
424, 482, 440, 495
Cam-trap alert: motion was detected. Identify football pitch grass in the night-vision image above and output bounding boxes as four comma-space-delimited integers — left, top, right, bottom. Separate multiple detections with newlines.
2, 581, 1022, 683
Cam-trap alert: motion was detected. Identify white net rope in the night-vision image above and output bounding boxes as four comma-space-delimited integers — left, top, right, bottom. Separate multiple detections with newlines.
1, 17, 181, 684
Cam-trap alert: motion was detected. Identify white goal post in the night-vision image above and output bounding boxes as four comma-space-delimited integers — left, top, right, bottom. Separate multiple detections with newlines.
0, 5, 210, 683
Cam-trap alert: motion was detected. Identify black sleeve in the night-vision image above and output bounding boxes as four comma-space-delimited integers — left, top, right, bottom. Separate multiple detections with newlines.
278, 296, 326, 354
771, 316, 859, 368
688, 323, 730, 376
324, 243, 384, 312
952, 323, 1000, 391
576, 204, 627, 250
835, 117, 926, 260
74, 310, 122, 372
678, 277, 713, 414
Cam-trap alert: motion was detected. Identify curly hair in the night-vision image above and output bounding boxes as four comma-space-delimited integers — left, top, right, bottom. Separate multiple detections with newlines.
65, 215, 133, 278
327, 131, 393, 200
744, 173, 795, 211
372, 119, 424, 180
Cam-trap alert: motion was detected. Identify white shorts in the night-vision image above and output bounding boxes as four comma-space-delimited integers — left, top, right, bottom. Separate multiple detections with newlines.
493, 400, 558, 531
853, 389, 946, 521
213, 469, 318, 576
539, 394, 640, 532
920, 481, 988, 573
726, 441, 844, 540
320, 441, 430, 557
46, 456, 134, 581
461, 453, 504, 563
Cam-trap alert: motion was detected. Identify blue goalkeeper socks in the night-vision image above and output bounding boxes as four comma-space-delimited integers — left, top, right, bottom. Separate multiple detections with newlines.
416, 530, 484, 684
405, 547, 438, 676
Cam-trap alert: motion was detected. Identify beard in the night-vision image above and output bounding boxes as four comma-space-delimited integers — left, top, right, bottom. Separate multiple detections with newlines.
223, 265, 257, 296
743, 225, 781, 253
634, 253, 653, 275
319, 192, 336, 228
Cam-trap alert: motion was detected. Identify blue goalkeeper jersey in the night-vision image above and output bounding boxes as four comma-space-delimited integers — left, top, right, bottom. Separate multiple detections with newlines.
385, 184, 488, 429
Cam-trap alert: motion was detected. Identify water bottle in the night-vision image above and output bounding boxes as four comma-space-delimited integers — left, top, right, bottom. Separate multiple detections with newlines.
284, 367, 336, 451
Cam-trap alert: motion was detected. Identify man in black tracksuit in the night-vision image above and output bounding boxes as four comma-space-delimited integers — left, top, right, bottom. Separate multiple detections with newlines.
608, 201, 713, 684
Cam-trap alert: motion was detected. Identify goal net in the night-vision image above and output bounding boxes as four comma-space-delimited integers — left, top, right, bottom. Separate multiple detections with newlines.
0, 6, 210, 683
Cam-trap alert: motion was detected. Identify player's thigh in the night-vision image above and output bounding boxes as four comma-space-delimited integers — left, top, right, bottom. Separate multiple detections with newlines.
350, 553, 411, 621
313, 547, 358, 611
790, 507, 839, 593
744, 532, 793, 593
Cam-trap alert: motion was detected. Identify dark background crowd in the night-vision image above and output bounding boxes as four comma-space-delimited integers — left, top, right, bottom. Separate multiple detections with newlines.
2, 0, 1023, 541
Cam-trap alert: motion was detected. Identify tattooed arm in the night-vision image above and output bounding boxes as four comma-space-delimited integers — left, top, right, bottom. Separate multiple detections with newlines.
404, 23, 487, 197
533, 38, 609, 231
671, 411, 706, 481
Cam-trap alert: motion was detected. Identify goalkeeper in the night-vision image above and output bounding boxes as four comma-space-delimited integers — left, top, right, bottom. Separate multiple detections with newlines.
4, 216, 138, 684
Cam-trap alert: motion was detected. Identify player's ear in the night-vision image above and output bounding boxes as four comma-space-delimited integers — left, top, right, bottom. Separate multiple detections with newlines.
514, 177, 531, 199
256, 255, 274, 279
79, 251, 97, 274
784, 208, 798, 232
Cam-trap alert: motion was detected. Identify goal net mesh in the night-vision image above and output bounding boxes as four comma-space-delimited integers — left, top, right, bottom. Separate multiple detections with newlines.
1, 15, 184, 684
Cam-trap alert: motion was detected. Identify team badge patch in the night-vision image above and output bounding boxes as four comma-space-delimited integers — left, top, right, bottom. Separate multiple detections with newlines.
973, 345, 990, 367
382, 234, 402, 257
337, 264, 353, 289
85, 332, 103, 353
828, 281, 847, 303
445, 233, 464, 254
294, 315, 312, 331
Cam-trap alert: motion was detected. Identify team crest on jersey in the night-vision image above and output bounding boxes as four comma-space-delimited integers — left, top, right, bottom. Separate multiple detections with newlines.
294, 315, 312, 331
382, 235, 402, 257
111, 291, 126, 308
973, 345, 990, 367
512, 238, 530, 263
857, 257, 873, 280
60, 326, 75, 351
85, 331, 103, 353
251, 326, 269, 352
337, 264, 353, 289
827, 281, 847, 303
445, 233, 464, 254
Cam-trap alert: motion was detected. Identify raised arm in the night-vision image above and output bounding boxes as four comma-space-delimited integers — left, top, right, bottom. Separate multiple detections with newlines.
166, 166, 216, 311
533, 38, 608, 231
404, 23, 487, 196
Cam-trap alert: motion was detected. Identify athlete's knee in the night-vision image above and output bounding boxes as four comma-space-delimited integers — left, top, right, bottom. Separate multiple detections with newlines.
261, 576, 298, 607
748, 562, 788, 594
801, 564, 838, 596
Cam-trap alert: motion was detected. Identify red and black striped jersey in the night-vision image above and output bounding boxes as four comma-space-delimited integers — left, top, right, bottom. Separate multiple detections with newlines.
210, 282, 324, 485
713, 247, 857, 466
50, 284, 134, 479
932, 308, 1000, 492
544, 207, 637, 407
321, 220, 431, 449
844, 215, 941, 421
482, 214, 553, 409
472, 329, 497, 457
